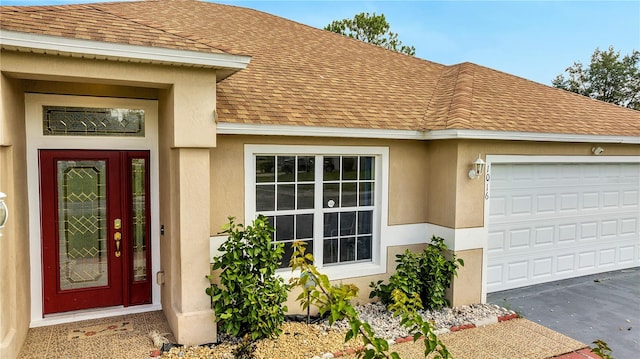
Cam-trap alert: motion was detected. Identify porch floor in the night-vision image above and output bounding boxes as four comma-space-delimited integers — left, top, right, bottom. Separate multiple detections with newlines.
18, 310, 173, 359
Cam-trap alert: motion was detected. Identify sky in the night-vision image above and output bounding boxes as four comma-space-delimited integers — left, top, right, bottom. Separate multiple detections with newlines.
3, 0, 639, 85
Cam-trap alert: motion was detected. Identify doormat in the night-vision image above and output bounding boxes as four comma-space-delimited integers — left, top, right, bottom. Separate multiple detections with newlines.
68, 321, 133, 340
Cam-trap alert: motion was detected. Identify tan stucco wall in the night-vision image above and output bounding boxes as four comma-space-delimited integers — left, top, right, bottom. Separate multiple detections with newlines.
209, 135, 430, 233
424, 141, 459, 229
448, 248, 483, 307
0, 74, 30, 359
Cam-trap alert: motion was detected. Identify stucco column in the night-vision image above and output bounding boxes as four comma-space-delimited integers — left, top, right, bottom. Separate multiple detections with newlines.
159, 75, 218, 345
168, 148, 216, 345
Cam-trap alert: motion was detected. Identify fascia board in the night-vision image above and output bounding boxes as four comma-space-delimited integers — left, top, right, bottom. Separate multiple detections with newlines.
216, 122, 640, 144
425, 129, 640, 144
0, 29, 251, 70
216, 122, 426, 139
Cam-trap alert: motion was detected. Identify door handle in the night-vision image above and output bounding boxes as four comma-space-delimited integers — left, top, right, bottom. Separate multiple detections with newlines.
114, 232, 121, 257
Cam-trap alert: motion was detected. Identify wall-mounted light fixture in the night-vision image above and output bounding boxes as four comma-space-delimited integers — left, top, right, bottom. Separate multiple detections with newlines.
468, 154, 485, 180
0, 192, 7, 229
591, 146, 604, 155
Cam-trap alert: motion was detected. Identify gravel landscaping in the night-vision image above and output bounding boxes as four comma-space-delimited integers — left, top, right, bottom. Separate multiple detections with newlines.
159, 302, 515, 359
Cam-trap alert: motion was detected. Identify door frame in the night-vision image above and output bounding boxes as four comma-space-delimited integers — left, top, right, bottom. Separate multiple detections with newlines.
25, 94, 161, 326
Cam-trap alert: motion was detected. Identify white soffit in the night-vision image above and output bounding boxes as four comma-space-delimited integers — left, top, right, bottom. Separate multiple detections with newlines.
216, 122, 640, 144
0, 30, 251, 70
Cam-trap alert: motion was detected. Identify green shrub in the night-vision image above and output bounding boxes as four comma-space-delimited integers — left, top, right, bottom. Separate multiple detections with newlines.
591, 339, 614, 359
370, 236, 463, 310
290, 241, 452, 359
206, 216, 289, 340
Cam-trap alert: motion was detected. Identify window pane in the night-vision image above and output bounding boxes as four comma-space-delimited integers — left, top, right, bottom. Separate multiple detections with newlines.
340, 212, 356, 236
256, 156, 275, 183
324, 212, 338, 237
358, 210, 373, 235
277, 156, 295, 182
265, 216, 275, 229
359, 156, 375, 180
357, 236, 372, 260
278, 240, 313, 269
341, 182, 357, 207
323, 183, 340, 208
256, 185, 275, 211
323, 239, 338, 264
297, 184, 314, 209
324, 156, 340, 180
296, 214, 313, 239
297, 156, 315, 182
340, 237, 356, 262
278, 242, 294, 269
342, 156, 358, 180
275, 215, 294, 241
277, 184, 295, 210
359, 182, 374, 206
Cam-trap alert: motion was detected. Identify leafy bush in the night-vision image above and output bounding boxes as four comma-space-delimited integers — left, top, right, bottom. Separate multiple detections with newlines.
290, 241, 451, 359
591, 339, 614, 359
206, 216, 289, 340
369, 249, 421, 305
370, 236, 463, 310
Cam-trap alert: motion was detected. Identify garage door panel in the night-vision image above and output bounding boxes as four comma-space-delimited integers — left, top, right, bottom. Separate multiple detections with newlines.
580, 222, 598, 240
532, 257, 553, 278
619, 245, 636, 263
509, 228, 531, 249
560, 193, 579, 211
599, 248, 616, 266
621, 218, 637, 234
487, 231, 505, 252
534, 226, 554, 246
623, 190, 639, 206
487, 162, 640, 292
582, 192, 600, 209
556, 254, 575, 274
578, 251, 597, 269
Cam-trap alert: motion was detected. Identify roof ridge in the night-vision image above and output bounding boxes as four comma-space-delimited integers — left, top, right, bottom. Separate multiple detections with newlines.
87, 0, 231, 55
421, 67, 447, 130
446, 62, 476, 129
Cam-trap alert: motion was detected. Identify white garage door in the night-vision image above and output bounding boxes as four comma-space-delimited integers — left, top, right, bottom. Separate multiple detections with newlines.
487, 162, 640, 292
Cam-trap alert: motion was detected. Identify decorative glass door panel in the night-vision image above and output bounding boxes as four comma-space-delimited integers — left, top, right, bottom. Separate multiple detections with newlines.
40, 150, 151, 314
131, 158, 147, 282
57, 160, 109, 290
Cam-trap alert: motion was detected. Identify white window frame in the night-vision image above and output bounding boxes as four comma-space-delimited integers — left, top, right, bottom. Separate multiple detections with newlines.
245, 144, 389, 281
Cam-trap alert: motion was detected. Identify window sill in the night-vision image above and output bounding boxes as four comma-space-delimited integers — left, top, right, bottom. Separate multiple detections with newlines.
277, 261, 386, 282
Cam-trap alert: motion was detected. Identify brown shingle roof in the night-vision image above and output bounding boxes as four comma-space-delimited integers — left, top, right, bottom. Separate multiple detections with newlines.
2, 0, 638, 136
0, 2, 226, 54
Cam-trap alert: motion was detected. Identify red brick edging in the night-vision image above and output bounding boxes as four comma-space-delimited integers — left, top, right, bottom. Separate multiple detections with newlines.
325, 313, 519, 358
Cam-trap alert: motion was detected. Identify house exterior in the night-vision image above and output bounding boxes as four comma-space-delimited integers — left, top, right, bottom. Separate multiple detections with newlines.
0, 0, 638, 357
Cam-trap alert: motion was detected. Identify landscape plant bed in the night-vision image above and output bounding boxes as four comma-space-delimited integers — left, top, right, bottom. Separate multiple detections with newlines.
158, 303, 516, 359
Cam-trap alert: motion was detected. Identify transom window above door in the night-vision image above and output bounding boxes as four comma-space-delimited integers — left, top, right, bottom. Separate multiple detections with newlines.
246, 145, 387, 273
43, 106, 145, 137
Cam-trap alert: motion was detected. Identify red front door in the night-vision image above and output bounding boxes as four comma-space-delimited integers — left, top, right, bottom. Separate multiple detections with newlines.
40, 150, 151, 314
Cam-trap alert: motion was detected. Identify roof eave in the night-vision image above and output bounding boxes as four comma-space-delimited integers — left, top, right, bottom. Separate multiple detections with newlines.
216, 122, 640, 144
0, 29, 251, 80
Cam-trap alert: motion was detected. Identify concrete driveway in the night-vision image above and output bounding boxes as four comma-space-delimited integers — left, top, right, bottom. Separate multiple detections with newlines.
487, 268, 639, 359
